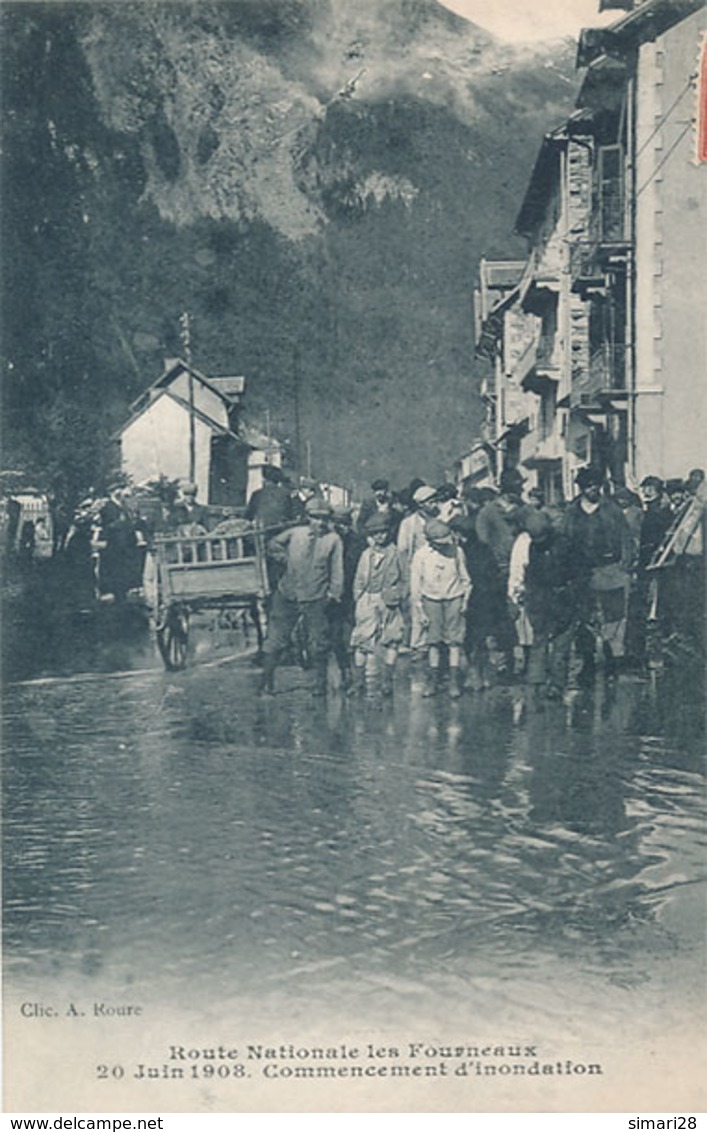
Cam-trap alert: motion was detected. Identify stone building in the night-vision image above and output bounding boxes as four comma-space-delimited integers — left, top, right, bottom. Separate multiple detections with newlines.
575, 0, 706, 482
473, 0, 705, 497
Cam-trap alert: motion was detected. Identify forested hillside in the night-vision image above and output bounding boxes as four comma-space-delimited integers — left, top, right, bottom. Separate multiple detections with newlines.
1, 0, 580, 494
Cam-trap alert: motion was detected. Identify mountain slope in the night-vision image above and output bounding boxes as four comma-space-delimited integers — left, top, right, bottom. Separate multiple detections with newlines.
1, 0, 579, 494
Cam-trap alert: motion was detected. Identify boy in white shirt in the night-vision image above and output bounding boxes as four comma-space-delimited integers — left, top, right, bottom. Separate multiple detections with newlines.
410, 519, 472, 698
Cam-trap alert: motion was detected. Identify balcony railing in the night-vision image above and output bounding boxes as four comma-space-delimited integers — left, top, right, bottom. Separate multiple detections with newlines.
588, 343, 628, 395
570, 234, 630, 291
596, 192, 625, 245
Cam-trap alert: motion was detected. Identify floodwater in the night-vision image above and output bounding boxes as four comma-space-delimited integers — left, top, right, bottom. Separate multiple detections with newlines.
3, 634, 706, 1109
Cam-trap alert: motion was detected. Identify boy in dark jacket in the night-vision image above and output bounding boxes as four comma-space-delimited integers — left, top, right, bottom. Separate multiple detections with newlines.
522, 510, 581, 699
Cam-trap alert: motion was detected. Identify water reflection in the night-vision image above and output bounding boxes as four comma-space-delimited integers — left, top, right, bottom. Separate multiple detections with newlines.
3, 661, 705, 1026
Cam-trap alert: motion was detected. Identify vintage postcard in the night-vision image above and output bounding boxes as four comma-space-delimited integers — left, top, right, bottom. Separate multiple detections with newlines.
2, 0, 705, 1116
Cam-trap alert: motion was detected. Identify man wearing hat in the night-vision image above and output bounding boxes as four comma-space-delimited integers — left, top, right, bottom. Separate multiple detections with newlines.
450, 491, 505, 691
328, 504, 364, 692
476, 467, 528, 679
397, 484, 440, 652
356, 479, 397, 536
288, 476, 318, 521
179, 481, 209, 531
624, 475, 671, 666
434, 482, 464, 525
562, 466, 632, 681
476, 468, 527, 576
686, 468, 705, 498
349, 511, 404, 697
410, 518, 471, 697
638, 477, 670, 569
260, 497, 343, 696
245, 464, 294, 528
665, 478, 688, 520
244, 465, 297, 600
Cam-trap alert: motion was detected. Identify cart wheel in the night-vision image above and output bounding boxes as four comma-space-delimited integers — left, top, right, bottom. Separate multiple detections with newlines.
157, 607, 190, 671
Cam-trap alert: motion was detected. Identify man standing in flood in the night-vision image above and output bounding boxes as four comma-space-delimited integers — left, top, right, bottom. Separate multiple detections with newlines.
475, 467, 527, 680
259, 497, 343, 698
562, 466, 632, 682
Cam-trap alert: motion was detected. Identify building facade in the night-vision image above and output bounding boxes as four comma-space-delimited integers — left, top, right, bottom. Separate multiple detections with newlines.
117, 359, 281, 506
473, 0, 705, 497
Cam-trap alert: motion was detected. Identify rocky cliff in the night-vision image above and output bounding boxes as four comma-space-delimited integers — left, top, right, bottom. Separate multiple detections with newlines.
1, 0, 579, 493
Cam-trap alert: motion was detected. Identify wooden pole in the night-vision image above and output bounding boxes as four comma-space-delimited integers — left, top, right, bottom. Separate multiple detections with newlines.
180, 312, 195, 486
293, 347, 302, 473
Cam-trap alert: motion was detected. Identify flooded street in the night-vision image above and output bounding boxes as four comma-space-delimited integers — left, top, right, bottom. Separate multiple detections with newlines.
3, 635, 706, 1110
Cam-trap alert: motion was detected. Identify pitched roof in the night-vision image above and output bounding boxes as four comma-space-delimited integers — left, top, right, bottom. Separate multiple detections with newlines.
114, 384, 240, 440
127, 358, 244, 417
576, 0, 704, 67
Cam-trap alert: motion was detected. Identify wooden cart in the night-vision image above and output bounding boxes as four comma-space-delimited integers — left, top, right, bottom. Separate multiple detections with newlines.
149, 526, 270, 670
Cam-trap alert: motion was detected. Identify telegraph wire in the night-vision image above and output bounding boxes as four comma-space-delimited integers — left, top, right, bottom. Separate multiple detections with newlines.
635, 120, 693, 198
634, 75, 695, 159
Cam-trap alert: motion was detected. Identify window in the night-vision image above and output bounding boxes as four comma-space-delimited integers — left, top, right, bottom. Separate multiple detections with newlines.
598, 145, 624, 241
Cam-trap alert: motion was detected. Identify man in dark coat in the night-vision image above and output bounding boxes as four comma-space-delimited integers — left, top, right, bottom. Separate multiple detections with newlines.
476, 468, 527, 578
246, 466, 297, 599
624, 476, 671, 666
561, 466, 632, 680
638, 477, 672, 570
179, 482, 209, 531
245, 465, 294, 529
450, 490, 507, 691
328, 504, 364, 693
475, 467, 527, 679
522, 510, 581, 699
356, 479, 398, 536
96, 492, 137, 603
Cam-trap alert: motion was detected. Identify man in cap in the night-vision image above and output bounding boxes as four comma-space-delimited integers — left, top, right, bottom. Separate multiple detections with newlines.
397, 484, 440, 652
561, 465, 632, 682
356, 478, 397, 536
410, 518, 471, 698
260, 497, 343, 697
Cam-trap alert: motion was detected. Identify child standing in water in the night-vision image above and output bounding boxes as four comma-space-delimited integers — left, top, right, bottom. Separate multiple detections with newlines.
411, 518, 472, 698
350, 513, 404, 698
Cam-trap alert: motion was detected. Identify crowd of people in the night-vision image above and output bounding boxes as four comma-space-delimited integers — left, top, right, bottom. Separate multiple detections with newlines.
5, 462, 703, 697
251, 464, 706, 701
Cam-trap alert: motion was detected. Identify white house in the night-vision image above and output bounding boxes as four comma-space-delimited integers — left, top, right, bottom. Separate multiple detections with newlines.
117, 358, 281, 506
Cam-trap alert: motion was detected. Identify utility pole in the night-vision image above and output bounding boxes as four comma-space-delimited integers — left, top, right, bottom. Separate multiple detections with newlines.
293, 347, 302, 473
306, 439, 312, 479
180, 312, 195, 486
